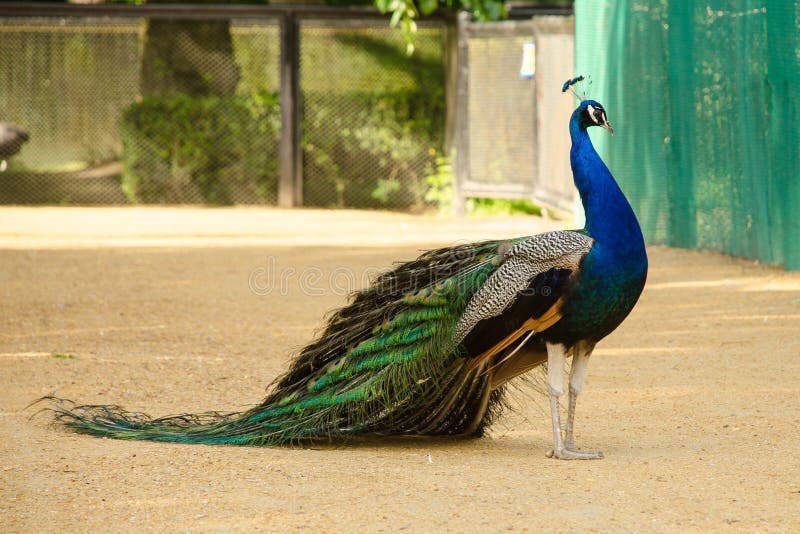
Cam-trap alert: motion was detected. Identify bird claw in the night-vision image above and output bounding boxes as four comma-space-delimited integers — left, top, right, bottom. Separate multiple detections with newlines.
546, 447, 604, 460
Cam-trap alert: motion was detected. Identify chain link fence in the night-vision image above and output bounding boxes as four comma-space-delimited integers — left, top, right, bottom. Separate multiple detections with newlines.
466, 32, 536, 192
1, 16, 141, 204
452, 15, 575, 214
300, 19, 444, 210
0, 6, 444, 208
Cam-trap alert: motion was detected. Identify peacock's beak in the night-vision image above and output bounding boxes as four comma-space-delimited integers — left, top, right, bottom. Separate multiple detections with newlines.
601, 120, 614, 135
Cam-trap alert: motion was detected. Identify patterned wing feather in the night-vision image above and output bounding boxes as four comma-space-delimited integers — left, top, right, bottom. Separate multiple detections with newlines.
457, 231, 593, 370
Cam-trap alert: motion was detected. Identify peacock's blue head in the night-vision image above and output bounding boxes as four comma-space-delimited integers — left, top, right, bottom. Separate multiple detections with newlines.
574, 100, 614, 134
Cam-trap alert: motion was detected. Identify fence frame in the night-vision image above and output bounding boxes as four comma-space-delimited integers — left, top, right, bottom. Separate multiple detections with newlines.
0, 2, 572, 209
453, 12, 575, 215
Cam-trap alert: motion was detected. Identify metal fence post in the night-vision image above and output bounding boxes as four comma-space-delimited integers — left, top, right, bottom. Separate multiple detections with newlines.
279, 13, 302, 208
442, 16, 457, 160
453, 11, 470, 216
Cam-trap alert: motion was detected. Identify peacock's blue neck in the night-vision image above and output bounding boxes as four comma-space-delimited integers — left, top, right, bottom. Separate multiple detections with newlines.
569, 114, 646, 264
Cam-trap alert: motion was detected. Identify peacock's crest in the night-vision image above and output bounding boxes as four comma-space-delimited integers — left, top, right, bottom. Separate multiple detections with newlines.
561, 74, 594, 102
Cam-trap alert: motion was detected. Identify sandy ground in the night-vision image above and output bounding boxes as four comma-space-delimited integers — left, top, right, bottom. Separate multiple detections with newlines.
1, 207, 799, 533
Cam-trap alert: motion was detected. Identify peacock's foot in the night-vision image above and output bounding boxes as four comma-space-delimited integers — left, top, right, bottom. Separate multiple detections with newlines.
546, 447, 604, 460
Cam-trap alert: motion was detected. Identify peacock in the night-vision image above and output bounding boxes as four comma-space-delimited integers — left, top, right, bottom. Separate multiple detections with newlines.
47, 77, 647, 460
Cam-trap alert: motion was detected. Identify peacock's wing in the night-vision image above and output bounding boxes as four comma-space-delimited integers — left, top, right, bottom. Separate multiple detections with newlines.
457, 230, 594, 372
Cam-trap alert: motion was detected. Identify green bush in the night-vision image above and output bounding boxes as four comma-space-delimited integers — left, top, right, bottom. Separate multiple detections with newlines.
119, 89, 444, 208
424, 154, 454, 212
119, 92, 280, 204
465, 198, 543, 216
302, 90, 444, 209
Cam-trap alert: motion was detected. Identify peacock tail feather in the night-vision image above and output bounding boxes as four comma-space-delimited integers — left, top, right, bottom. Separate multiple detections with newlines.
48, 93, 649, 457
50, 238, 524, 445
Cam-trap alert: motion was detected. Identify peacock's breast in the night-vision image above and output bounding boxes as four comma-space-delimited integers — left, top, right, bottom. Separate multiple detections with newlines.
548, 245, 647, 345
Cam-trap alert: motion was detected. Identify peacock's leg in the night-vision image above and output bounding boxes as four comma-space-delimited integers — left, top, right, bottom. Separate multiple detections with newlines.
545, 342, 566, 457
545, 341, 603, 460
564, 340, 602, 459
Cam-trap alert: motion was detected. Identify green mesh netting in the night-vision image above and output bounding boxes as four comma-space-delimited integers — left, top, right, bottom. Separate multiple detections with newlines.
575, 1, 800, 270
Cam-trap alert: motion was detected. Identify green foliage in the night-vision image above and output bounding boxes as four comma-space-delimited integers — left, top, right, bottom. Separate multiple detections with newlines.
371, 178, 402, 204
375, 0, 508, 53
424, 154, 454, 212
422, 154, 545, 216
374, 0, 574, 53
303, 90, 444, 209
120, 89, 443, 208
119, 92, 280, 204
466, 197, 543, 216
115, 7, 448, 208
303, 28, 444, 209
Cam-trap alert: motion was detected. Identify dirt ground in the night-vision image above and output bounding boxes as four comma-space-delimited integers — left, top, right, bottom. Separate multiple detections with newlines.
1, 206, 799, 532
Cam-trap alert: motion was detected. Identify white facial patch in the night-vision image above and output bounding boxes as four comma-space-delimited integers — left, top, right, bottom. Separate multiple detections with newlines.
587, 105, 600, 124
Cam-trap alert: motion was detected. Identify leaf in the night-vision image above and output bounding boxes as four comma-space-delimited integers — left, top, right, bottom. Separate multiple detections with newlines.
371, 178, 402, 204
389, 8, 404, 28
374, 0, 392, 12
418, 0, 439, 16
473, 0, 507, 22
